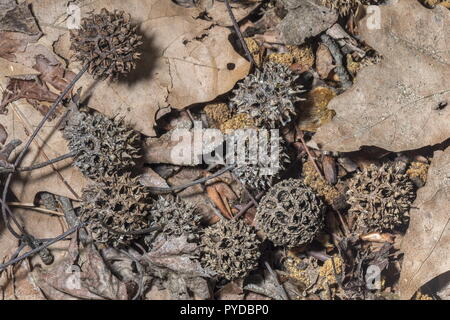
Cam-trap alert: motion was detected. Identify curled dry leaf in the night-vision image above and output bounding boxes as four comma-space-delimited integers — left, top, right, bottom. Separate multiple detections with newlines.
360, 232, 395, 244
32, 240, 128, 300
31, 0, 251, 136
138, 168, 169, 189
0, 78, 59, 115
322, 154, 337, 185
399, 146, 450, 299
313, 0, 450, 152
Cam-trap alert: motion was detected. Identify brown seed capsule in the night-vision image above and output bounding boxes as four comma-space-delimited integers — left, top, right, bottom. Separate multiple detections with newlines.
79, 174, 152, 247
70, 8, 143, 80
347, 164, 416, 232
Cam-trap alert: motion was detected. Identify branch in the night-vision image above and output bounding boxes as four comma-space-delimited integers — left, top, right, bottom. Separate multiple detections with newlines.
224, 0, 256, 66
0, 222, 85, 271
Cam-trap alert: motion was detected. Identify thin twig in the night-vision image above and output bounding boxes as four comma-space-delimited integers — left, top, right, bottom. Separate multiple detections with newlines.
334, 208, 350, 235
0, 223, 85, 271
224, 0, 256, 66
230, 171, 258, 207
264, 261, 289, 300
148, 165, 236, 193
15, 152, 75, 172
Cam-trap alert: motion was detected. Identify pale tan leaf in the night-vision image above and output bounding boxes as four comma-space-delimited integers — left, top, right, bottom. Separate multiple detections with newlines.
313, 0, 450, 152
399, 146, 450, 299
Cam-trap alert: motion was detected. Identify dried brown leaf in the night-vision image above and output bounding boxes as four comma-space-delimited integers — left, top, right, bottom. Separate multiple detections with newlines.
322, 154, 337, 185
0, 102, 87, 202
313, 0, 450, 152
33, 55, 75, 92
206, 181, 237, 219
0, 4, 86, 202
399, 146, 450, 299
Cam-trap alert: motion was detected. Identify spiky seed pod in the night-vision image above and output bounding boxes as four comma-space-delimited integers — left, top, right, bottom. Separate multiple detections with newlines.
70, 8, 143, 79
320, 0, 384, 16
226, 130, 290, 192
63, 109, 141, 181
146, 195, 203, 245
229, 62, 305, 128
200, 220, 261, 280
79, 174, 152, 247
256, 179, 325, 248
347, 164, 416, 232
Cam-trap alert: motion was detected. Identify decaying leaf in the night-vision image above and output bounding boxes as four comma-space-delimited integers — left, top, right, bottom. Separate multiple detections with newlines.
0, 78, 59, 115
313, 0, 450, 152
315, 44, 334, 79
0, 3, 87, 202
32, 240, 128, 300
0, 103, 86, 202
0, 124, 7, 145
0, 0, 42, 60
30, 0, 251, 137
278, 0, 338, 45
399, 146, 450, 299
